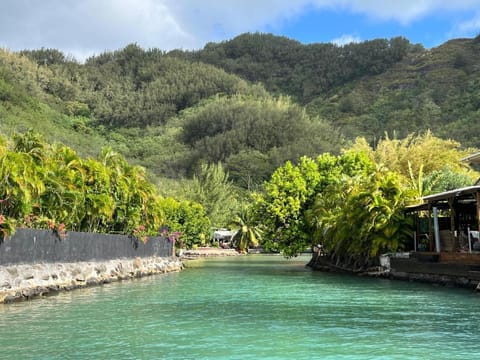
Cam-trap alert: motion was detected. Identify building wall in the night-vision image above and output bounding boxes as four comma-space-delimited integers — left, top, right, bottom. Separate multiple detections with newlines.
0, 228, 173, 265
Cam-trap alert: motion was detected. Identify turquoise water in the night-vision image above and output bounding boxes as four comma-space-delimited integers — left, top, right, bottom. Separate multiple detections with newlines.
1, 255, 480, 359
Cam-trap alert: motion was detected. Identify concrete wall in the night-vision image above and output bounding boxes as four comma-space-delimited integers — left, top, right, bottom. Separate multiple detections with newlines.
0, 229, 173, 265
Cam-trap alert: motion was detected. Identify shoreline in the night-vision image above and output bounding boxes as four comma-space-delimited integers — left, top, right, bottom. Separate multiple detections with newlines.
308, 253, 480, 291
179, 247, 242, 259
0, 256, 183, 304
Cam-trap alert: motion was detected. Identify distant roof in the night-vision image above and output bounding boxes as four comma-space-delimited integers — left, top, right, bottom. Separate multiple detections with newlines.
213, 230, 234, 239
405, 185, 480, 212
461, 151, 480, 164
420, 185, 480, 202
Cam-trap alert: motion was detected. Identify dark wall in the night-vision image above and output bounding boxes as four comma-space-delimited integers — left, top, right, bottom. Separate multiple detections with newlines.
0, 229, 174, 265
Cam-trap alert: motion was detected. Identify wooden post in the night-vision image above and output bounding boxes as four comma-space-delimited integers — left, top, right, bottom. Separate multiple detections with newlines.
433, 206, 441, 252
428, 205, 433, 251
448, 197, 456, 252
415, 213, 419, 252
476, 191, 480, 232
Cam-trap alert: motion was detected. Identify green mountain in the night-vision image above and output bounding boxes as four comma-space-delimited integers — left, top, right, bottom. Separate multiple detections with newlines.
180, 33, 480, 148
1, 33, 479, 190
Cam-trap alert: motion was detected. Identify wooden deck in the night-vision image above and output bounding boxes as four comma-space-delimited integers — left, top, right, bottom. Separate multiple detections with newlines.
390, 252, 480, 285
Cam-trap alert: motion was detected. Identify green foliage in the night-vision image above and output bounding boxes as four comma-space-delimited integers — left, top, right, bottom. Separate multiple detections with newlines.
178, 94, 343, 179
253, 155, 335, 257
424, 167, 475, 194
158, 197, 211, 249
180, 33, 417, 103
348, 132, 479, 198
20, 48, 70, 66
185, 162, 238, 228
2, 34, 480, 263
0, 214, 16, 240
308, 166, 412, 261
305, 38, 480, 149
229, 206, 262, 252
224, 150, 272, 190
255, 151, 409, 259
0, 131, 180, 241
82, 44, 260, 128
2, 35, 479, 191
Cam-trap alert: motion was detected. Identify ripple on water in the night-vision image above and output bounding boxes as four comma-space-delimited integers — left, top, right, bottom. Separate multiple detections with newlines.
1, 255, 480, 359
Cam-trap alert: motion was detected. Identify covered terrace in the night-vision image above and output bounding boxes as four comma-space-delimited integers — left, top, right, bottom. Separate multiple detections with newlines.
406, 186, 480, 254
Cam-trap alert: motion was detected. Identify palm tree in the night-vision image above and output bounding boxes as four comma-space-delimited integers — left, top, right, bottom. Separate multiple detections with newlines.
229, 206, 262, 253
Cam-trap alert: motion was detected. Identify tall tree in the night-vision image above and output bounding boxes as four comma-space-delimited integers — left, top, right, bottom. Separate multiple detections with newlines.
186, 162, 238, 228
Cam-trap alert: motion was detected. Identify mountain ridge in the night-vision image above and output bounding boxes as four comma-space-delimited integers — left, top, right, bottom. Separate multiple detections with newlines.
1, 32, 478, 188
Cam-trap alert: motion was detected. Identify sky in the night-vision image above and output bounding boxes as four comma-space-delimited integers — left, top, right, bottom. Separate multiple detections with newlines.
1, 0, 480, 62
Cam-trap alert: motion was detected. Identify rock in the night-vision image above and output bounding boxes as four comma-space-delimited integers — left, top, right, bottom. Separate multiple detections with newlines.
455, 277, 470, 287
23, 271, 35, 280
6, 267, 18, 277
70, 267, 82, 276
95, 264, 107, 274
3, 294, 18, 303
0, 256, 184, 304
47, 285, 60, 292
22, 288, 34, 298
86, 278, 98, 286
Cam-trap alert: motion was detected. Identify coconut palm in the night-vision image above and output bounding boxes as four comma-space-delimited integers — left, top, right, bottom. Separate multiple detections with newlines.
229, 206, 262, 253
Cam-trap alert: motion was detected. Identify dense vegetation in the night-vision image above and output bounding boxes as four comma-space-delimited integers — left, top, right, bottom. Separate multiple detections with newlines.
253, 133, 477, 261
0, 131, 211, 248
1, 32, 480, 258
177, 33, 480, 148
177, 33, 421, 103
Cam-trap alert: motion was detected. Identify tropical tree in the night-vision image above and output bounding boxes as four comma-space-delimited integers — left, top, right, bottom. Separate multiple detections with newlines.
307, 165, 412, 267
0, 131, 174, 240
0, 151, 45, 219
229, 206, 262, 252
252, 156, 320, 256
253, 152, 374, 257
186, 162, 238, 228
159, 197, 211, 249
349, 132, 478, 185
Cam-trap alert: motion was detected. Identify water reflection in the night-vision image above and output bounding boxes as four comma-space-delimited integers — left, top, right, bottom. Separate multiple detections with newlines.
1, 255, 480, 359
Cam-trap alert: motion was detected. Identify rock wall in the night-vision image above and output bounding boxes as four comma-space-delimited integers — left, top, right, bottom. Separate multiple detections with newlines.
0, 256, 183, 303
309, 252, 480, 290
181, 247, 241, 258
0, 229, 180, 303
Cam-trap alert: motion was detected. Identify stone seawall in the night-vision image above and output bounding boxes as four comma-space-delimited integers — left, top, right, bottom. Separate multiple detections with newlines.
181, 248, 241, 259
0, 256, 183, 303
309, 253, 480, 290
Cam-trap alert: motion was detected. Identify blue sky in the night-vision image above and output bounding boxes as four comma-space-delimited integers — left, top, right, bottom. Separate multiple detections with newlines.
1, 0, 480, 61
274, 6, 475, 47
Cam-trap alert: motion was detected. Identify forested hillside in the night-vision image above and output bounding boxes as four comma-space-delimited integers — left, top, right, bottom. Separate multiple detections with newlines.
175, 33, 422, 103
176, 33, 480, 148
1, 33, 479, 189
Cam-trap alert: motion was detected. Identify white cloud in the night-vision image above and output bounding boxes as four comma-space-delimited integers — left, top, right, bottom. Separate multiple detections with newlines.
161, 0, 310, 41
1, 0, 480, 61
454, 13, 480, 35
331, 34, 361, 46
0, 0, 198, 60
311, 0, 479, 25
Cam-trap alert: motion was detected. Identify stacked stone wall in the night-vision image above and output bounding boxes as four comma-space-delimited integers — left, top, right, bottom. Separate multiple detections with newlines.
0, 229, 179, 303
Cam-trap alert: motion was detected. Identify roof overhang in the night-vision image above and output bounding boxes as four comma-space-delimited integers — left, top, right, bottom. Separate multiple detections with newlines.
461, 151, 480, 164
405, 185, 480, 213
420, 185, 480, 202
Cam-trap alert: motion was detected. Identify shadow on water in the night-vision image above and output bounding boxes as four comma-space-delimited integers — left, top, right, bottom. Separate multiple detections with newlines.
184, 253, 312, 275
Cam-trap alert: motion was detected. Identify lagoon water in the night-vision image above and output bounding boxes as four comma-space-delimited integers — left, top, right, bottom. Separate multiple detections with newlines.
1, 255, 480, 359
